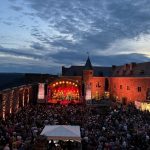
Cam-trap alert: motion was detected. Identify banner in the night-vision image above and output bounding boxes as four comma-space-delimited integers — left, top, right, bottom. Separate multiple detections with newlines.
38, 83, 45, 101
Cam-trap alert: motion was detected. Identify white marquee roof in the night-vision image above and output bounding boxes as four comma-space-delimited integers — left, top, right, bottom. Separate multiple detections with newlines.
40, 125, 81, 142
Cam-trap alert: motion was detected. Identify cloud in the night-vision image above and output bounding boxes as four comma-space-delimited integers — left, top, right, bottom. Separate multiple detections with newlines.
107, 0, 150, 37
50, 51, 150, 67
30, 42, 46, 50
0, 45, 41, 60
94, 33, 150, 57
92, 53, 150, 66
1, 0, 150, 73
24, 0, 150, 52
0, 63, 58, 74
10, 5, 23, 11
3, 21, 12, 26
0, 45, 62, 73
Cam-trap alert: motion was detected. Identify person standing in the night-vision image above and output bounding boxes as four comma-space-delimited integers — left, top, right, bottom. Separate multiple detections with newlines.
3, 143, 10, 150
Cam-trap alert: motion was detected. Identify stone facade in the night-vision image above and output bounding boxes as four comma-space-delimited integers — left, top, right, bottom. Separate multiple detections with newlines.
61, 57, 150, 104
0, 85, 33, 119
109, 77, 150, 104
1, 57, 150, 118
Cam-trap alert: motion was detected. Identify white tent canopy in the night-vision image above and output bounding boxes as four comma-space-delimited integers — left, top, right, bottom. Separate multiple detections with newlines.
40, 125, 81, 142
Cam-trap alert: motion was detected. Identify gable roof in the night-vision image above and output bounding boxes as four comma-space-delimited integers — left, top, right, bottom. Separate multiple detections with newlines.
112, 62, 150, 77
62, 66, 112, 77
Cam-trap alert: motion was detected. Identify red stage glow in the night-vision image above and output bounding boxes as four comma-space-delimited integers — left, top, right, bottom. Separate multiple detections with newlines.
48, 80, 80, 104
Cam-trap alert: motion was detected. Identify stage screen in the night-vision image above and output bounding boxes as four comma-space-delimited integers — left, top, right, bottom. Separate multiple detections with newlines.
38, 83, 45, 100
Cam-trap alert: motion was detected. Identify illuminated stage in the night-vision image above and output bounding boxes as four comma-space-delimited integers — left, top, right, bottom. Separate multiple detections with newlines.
47, 79, 82, 104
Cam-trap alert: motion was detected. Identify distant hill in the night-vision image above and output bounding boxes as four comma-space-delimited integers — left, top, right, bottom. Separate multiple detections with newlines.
0, 73, 58, 91
0, 73, 26, 90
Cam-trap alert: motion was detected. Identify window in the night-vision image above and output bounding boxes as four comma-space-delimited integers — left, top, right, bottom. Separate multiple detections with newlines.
123, 70, 126, 75
96, 82, 101, 88
130, 70, 133, 75
138, 87, 141, 92
146, 88, 150, 100
140, 70, 144, 75
120, 85, 123, 89
73, 72, 77, 76
127, 86, 130, 90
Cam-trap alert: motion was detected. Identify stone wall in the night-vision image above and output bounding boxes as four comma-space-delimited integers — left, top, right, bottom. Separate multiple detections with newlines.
0, 85, 33, 119
109, 77, 150, 103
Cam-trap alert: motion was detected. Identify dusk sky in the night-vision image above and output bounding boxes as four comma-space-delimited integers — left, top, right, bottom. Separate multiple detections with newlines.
0, 0, 150, 74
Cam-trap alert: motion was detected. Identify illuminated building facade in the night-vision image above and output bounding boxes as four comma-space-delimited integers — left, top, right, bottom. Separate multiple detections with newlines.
0, 85, 33, 119
56, 58, 150, 105
109, 62, 150, 104
0, 74, 38, 119
1, 57, 150, 118
45, 57, 109, 104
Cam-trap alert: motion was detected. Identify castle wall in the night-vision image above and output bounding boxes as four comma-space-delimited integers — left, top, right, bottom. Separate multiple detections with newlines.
91, 77, 106, 99
109, 77, 150, 103
0, 85, 33, 119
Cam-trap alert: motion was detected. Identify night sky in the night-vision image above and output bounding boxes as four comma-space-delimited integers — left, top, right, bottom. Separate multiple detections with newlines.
0, 0, 150, 74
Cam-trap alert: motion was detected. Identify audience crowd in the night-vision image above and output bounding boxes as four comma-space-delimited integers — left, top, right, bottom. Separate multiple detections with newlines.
0, 102, 150, 150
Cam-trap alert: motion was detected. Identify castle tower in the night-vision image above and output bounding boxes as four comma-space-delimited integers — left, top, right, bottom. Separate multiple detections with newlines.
83, 56, 93, 101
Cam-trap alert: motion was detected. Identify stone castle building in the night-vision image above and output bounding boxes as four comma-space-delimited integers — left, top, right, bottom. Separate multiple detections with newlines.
59, 57, 150, 104
1, 57, 150, 118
